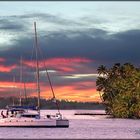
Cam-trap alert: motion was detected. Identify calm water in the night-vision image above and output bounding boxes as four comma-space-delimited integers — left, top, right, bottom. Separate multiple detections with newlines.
0, 110, 140, 139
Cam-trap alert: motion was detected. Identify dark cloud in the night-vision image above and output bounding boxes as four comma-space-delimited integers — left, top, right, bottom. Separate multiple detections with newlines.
44, 29, 140, 66
0, 72, 13, 81
40, 73, 96, 88
1, 28, 140, 67
0, 19, 26, 31
0, 16, 140, 87
1, 28, 140, 65
9, 13, 80, 26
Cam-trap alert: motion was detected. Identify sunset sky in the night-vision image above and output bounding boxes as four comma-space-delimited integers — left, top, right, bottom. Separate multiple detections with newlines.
0, 2, 140, 102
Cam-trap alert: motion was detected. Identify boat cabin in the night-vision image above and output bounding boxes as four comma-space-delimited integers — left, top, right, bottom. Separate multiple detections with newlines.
20, 113, 40, 118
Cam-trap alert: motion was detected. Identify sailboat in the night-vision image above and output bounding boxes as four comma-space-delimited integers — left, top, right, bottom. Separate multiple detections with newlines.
0, 22, 69, 127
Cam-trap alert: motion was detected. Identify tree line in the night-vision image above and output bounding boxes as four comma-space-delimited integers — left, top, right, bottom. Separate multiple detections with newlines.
96, 63, 140, 118
0, 97, 105, 110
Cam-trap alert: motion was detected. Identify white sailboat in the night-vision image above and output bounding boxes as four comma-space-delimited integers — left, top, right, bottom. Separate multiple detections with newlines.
0, 22, 69, 127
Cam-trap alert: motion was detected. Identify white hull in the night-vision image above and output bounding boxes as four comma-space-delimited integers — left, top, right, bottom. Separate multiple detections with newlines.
0, 117, 69, 127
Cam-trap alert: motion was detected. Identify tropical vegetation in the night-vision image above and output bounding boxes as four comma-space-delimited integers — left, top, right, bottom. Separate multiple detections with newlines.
96, 63, 140, 118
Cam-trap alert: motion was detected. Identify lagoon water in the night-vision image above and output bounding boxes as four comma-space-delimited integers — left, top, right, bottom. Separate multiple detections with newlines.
0, 110, 140, 139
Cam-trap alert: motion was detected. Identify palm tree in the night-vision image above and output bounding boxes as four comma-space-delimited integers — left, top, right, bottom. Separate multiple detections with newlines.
96, 63, 140, 118
97, 65, 107, 76
97, 65, 108, 102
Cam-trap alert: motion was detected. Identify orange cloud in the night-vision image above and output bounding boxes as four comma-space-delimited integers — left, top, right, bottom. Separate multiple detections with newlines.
31, 83, 100, 102
43, 86, 100, 102
0, 81, 100, 102
23, 57, 92, 72
0, 64, 17, 72
0, 81, 36, 90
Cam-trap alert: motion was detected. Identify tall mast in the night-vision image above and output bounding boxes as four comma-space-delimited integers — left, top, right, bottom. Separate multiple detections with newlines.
19, 55, 23, 106
13, 76, 16, 106
34, 22, 40, 117
24, 82, 28, 105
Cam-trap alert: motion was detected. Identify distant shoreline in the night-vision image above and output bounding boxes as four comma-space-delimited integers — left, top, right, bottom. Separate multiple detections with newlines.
74, 113, 107, 115
0, 97, 105, 110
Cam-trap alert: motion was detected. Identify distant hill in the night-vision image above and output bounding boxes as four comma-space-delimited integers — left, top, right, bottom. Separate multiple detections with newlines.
0, 97, 105, 110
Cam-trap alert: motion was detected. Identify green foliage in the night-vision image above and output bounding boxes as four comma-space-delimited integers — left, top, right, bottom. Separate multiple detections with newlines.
96, 63, 140, 118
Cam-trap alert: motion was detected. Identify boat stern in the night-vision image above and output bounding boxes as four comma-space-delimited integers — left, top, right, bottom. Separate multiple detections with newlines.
56, 119, 69, 127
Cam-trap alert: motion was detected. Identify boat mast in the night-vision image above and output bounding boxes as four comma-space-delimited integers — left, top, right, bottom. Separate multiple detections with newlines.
24, 82, 28, 105
19, 55, 23, 106
34, 22, 40, 117
12, 76, 16, 106
37, 29, 61, 114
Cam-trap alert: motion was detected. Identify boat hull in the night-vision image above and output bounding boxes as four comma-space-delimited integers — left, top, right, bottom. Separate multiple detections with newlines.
0, 118, 69, 128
